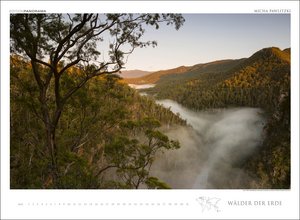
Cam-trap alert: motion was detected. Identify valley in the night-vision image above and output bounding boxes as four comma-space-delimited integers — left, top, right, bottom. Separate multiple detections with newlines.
10, 46, 290, 189
8, 13, 292, 191
127, 47, 290, 189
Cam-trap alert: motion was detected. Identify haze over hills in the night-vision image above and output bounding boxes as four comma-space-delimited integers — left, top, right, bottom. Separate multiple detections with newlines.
124, 47, 290, 88
124, 66, 191, 84
118, 69, 152, 78
124, 59, 249, 85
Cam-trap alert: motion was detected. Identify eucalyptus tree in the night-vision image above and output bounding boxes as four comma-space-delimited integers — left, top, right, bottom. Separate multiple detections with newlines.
10, 13, 185, 185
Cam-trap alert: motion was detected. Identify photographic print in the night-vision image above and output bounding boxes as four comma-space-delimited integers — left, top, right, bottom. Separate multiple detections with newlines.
1, 1, 299, 219
10, 13, 290, 190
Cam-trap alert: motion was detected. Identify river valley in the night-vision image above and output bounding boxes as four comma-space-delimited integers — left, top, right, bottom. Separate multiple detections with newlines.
128, 83, 266, 189
152, 99, 265, 189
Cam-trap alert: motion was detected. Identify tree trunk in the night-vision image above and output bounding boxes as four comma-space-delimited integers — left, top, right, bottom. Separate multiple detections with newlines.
45, 123, 59, 187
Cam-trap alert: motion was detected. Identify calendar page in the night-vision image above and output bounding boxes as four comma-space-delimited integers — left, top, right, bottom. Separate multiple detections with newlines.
1, 1, 299, 219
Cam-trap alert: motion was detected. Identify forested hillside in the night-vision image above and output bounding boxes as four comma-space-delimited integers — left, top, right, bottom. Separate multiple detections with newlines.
10, 56, 185, 189
146, 47, 291, 188
124, 66, 191, 84
149, 47, 290, 113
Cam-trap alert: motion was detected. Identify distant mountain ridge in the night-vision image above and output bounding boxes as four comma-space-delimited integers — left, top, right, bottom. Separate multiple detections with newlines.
124, 66, 191, 84
118, 69, 152, 78
149, 46, 290, 111
124, 47, 290, 86
124, 59, 247, 85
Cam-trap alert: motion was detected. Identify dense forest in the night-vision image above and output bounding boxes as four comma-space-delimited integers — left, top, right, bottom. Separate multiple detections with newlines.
143, 47, 291, 188
10, 55, 186, 189
144, 48, 290, 112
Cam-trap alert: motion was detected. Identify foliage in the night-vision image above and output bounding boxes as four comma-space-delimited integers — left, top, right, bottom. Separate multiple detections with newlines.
10, 13, 184, 188
10, 56, 183, 189
102, 118, 180, 189
244, 91, 290, 189
145, 177, 171, 189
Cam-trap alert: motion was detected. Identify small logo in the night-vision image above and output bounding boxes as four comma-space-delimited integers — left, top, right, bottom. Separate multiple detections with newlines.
196, 196, 221, 212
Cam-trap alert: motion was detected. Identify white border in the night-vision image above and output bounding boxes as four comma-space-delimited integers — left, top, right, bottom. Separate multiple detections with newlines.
1, 1, 299, 219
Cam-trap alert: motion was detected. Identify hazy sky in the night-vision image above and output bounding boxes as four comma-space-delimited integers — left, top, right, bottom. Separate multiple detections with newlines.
123, 14, 290, 71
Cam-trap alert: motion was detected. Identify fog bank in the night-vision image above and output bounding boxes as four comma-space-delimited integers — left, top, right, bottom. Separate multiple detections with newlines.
128, 84, 156, 89
151, 99, 265, 189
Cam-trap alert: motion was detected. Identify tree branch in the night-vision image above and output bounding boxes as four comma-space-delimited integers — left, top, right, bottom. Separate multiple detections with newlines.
53, 14, 93, 63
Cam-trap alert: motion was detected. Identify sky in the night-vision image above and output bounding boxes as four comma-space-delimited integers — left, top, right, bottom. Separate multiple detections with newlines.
122, 14, 290, 71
